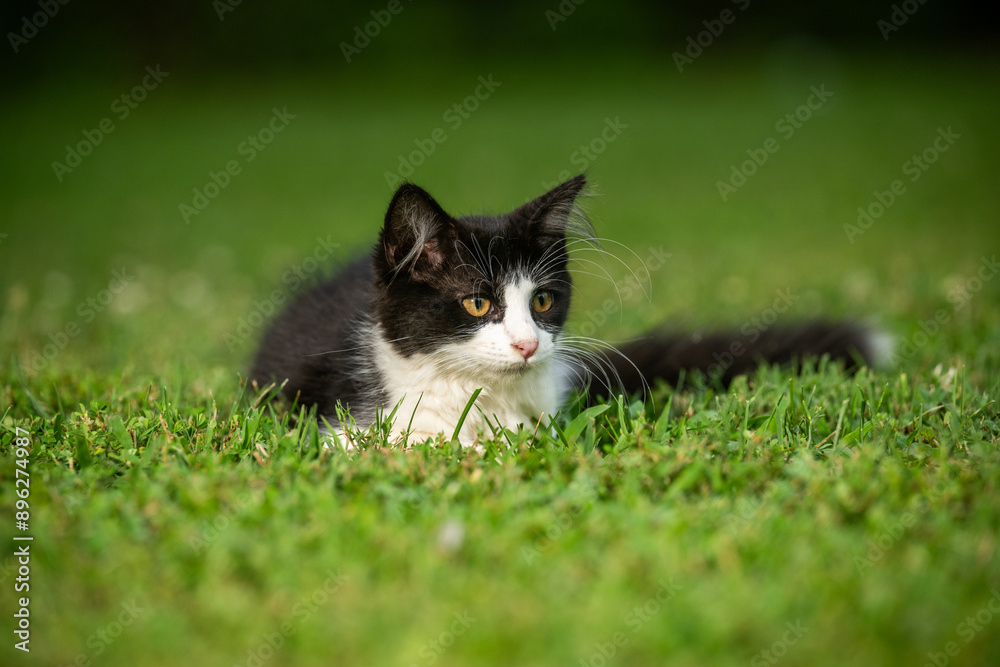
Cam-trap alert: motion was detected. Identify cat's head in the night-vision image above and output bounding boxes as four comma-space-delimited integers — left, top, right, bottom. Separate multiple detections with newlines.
372, 175, 588, 379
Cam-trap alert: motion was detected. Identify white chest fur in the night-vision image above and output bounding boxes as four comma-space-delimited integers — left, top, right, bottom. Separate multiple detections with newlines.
371, 330, 570, 446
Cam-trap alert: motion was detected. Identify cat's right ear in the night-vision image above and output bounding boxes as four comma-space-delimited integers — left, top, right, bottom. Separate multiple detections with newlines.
379, 183, 454, 278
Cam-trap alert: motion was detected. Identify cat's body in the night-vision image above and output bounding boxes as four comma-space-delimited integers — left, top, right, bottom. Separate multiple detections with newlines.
251, 175, 886, 445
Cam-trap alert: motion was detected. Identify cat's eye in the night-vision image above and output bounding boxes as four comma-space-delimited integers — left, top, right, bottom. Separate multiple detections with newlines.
532, 291, 554, 313
462, 296, 491, 317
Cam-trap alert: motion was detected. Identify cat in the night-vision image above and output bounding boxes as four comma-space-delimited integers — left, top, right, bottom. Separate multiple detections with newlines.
250, 174, 887, 446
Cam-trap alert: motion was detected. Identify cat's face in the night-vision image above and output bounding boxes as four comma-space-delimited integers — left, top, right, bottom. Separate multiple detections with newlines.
372, 175, 587, 379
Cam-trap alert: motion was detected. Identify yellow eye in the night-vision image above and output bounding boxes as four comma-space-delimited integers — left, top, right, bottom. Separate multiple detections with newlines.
462, 296, 491, 317
532, 291, 553, 313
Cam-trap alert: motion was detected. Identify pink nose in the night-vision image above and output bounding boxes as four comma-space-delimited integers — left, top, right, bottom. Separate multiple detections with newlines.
512, 339, 538, 360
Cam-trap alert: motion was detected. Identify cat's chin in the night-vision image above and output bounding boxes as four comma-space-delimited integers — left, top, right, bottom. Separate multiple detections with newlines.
474, 356, 549, 382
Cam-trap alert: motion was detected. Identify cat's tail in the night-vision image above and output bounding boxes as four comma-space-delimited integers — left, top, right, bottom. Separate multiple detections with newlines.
576, 320, 892, 401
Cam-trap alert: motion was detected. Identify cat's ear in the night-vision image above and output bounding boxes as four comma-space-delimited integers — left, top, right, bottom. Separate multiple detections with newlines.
512, 174, 587, 240
379, 183, 455, 278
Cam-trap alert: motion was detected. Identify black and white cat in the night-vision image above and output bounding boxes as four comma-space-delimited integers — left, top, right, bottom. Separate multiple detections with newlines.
251, 175, 886, 446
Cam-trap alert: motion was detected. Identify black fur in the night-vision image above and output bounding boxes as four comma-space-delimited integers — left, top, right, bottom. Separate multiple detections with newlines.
371, 177, 582, 356
251, 174, 882, 422
584, 321, 879, 401
249, 255, 384, 421
250, 176, 585, 419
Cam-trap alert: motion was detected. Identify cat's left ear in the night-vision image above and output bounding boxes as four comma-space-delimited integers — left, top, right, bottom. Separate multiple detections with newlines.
379, 183, 456, 278
512, 174, 587, 240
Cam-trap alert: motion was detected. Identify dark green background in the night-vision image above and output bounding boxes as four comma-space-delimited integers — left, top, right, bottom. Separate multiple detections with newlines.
3, 1, 997, 378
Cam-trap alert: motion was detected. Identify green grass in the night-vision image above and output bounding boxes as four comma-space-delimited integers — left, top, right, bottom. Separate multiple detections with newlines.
2, 52, 1000, 666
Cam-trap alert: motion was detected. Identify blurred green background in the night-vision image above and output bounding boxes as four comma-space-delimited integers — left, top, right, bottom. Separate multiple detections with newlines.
2, 0, 998, 381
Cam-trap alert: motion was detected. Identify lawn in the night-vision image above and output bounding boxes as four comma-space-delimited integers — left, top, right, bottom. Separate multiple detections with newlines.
2, 50, 999, 666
